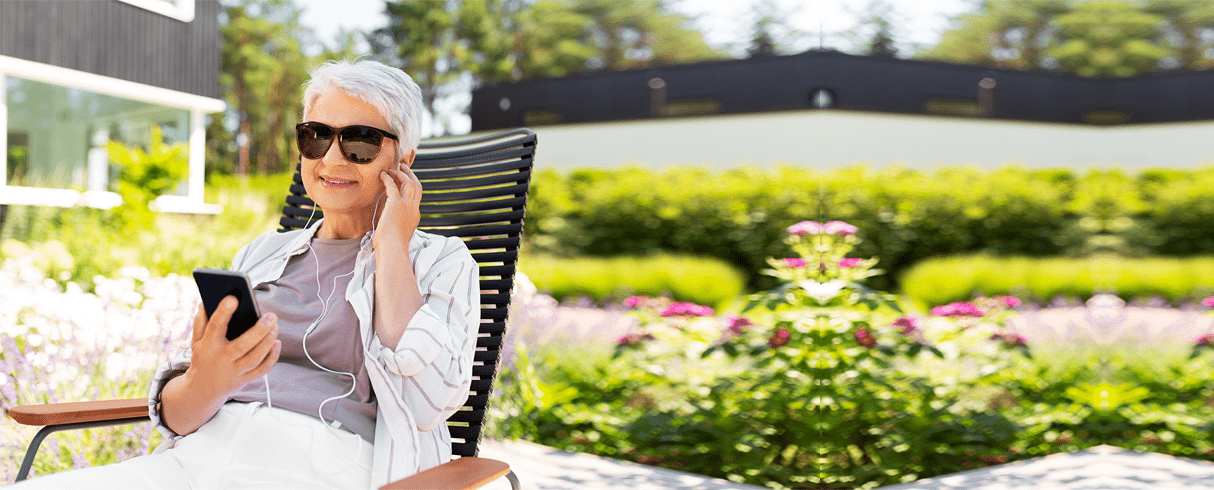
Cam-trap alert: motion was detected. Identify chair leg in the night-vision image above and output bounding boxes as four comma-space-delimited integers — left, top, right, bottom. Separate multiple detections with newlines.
15, 417, 150, 482
506, 469, 520, 490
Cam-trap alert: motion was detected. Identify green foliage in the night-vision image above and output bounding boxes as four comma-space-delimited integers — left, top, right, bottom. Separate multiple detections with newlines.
0, 173, 287, 291
105, 127, 190, 233
526, 166, 1214, 294
918, 0, 1214, 75
902, 254, 1214, 307
220, 0, 310, 175
519, 253, 745, 308
527, 166, 1085, 291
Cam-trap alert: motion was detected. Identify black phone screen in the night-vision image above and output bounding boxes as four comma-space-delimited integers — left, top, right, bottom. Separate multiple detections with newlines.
193, 268, 262, 341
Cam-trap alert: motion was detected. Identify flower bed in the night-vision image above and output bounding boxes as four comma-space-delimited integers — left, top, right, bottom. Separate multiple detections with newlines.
0, 257, 192, 482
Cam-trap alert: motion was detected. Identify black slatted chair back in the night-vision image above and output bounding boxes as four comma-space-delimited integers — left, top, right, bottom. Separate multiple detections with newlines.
278, 128, 536, 458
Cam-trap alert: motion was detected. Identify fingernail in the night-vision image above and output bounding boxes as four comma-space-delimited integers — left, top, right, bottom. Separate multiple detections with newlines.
265, 313, 277, 324
225, 297, 237, 308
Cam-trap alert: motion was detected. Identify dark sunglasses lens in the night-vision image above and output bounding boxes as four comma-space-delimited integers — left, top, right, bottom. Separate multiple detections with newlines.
339, 126, 383, 163
297, 123, 334, 159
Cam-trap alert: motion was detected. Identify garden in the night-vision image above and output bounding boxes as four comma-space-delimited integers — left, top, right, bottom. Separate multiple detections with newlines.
5, 164, 1214, 488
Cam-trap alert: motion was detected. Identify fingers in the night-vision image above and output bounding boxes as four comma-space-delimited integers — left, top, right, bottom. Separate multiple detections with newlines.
206, 295, 238, 342
380, 171, 401, 200
389, 168, 422, 202
235, 319, 280, 376
231, 313, 278, 362
192, 304, 207, 344
247, 338, 282, 379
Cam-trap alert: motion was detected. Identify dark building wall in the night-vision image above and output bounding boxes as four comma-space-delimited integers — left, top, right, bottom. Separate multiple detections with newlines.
0, 0, 220, 99
471, 50, 1214, 130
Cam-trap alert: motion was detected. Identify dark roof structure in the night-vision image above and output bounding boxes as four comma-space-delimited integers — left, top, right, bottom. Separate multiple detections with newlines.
471, 50, 1214, 131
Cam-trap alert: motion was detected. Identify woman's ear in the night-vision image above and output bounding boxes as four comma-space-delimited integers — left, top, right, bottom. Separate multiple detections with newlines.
400, 147, 417, 169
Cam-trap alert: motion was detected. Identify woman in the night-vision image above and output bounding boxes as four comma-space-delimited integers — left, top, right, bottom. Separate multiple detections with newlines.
14, 60, 479, 489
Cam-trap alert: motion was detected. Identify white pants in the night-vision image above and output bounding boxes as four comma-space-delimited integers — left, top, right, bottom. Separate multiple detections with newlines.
10, 401, 373, 489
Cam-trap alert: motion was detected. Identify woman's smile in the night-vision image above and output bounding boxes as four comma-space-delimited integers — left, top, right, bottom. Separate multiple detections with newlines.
320, 175, 358, 188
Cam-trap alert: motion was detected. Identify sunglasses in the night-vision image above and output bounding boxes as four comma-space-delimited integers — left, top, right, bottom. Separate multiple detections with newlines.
295, 121, 399, 163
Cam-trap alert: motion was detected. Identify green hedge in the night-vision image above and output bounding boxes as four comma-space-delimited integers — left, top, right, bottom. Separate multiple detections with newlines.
902, 254, 1214, 307
518, 253, 745, 309
524, 167, 1214, 291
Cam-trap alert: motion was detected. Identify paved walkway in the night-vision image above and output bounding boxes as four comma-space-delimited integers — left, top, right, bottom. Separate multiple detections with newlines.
475, 439, 765, 490
878, 445, 1214, 489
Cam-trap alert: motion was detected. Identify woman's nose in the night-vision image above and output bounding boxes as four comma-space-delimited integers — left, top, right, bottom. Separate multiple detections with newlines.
322, 137, 349, 165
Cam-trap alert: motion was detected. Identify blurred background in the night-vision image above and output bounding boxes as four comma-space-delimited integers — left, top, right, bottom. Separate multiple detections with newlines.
6, 1, 1214, 487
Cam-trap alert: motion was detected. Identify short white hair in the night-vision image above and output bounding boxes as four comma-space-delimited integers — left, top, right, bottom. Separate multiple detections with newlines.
302, 59, 424, 152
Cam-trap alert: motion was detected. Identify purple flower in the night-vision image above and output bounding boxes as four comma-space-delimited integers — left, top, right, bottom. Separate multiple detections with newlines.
1203, 297, 1214, 308
659, 302, 714, 317
854, 328, 877, 348
725, 316, 752, 335
782, 257, 807, 268
768, 328, 790, 348
823, 221, 858, 236
931, 302, 986, 317
838, 258, 863, 268
891, 316, 920, 335
787, 221, 823, 236
624, 295, 649, 308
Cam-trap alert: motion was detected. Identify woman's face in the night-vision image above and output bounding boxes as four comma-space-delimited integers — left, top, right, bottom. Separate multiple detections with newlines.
300, 90, 408, 219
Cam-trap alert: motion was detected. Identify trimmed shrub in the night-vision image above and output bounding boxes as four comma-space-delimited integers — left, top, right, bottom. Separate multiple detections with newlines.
519, 253, 745, 308
901, 254, 1214, 307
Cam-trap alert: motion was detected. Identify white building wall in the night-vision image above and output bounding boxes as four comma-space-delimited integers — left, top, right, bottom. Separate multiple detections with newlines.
525, 110, 1214, 171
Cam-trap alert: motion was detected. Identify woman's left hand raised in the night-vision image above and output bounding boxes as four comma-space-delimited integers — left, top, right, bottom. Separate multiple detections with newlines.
375, 165, 422, 252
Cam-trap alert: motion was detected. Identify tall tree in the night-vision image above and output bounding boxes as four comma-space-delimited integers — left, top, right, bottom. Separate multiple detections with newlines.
220, 0, 309, 175
370, 1, 463, 136
1047, 0, 1172, 77
846, 0, 903, 57
917, 0, 1214, 76
1146, 0, 1214, 70
918, 0, 1071, 70
742, 0, 804, 58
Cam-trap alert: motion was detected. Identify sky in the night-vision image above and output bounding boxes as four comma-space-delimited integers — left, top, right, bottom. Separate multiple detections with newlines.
296, 0, 976, 58
294, 0, 978, 135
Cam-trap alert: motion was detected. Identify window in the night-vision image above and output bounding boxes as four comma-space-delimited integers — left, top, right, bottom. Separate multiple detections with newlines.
1083, 109, 1130, 125
5, 76, 190, 193
923, 98, 981, 117
523, 110, 562, 126
665, 98, 721, 117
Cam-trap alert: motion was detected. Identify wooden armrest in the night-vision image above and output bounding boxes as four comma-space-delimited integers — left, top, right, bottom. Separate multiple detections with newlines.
380, 457, 510, 490
8, 398, 150, 426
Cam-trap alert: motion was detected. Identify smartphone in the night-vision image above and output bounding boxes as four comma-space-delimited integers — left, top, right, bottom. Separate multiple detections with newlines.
193, 268, 263, 341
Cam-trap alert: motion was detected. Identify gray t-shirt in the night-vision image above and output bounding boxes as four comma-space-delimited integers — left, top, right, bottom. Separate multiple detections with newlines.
229, 236, 377, 442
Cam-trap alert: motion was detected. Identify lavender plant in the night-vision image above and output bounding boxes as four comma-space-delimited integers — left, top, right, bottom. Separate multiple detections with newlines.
0, 257, 193, 482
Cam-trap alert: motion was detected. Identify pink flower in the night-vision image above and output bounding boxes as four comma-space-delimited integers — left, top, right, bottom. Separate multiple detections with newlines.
891, 317, 919, 335
768, 328, 790, 348
725, 316, 752, 335
991, 332, 1028, 347
823, 221, 858, 236
782, 258, 807, 268
1203, 297, 1214, 308
854, 328, 877, 348
997, 296, 1022, 308
931, 302, 986, 317
660, 302, 714, 317
787, 221, 823, 236
838, 258, 863, 268
624, 295, 649, 308
1194, 333, 1214, 346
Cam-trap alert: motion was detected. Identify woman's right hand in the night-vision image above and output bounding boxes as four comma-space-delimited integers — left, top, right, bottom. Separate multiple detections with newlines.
185, 296, 281, 401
